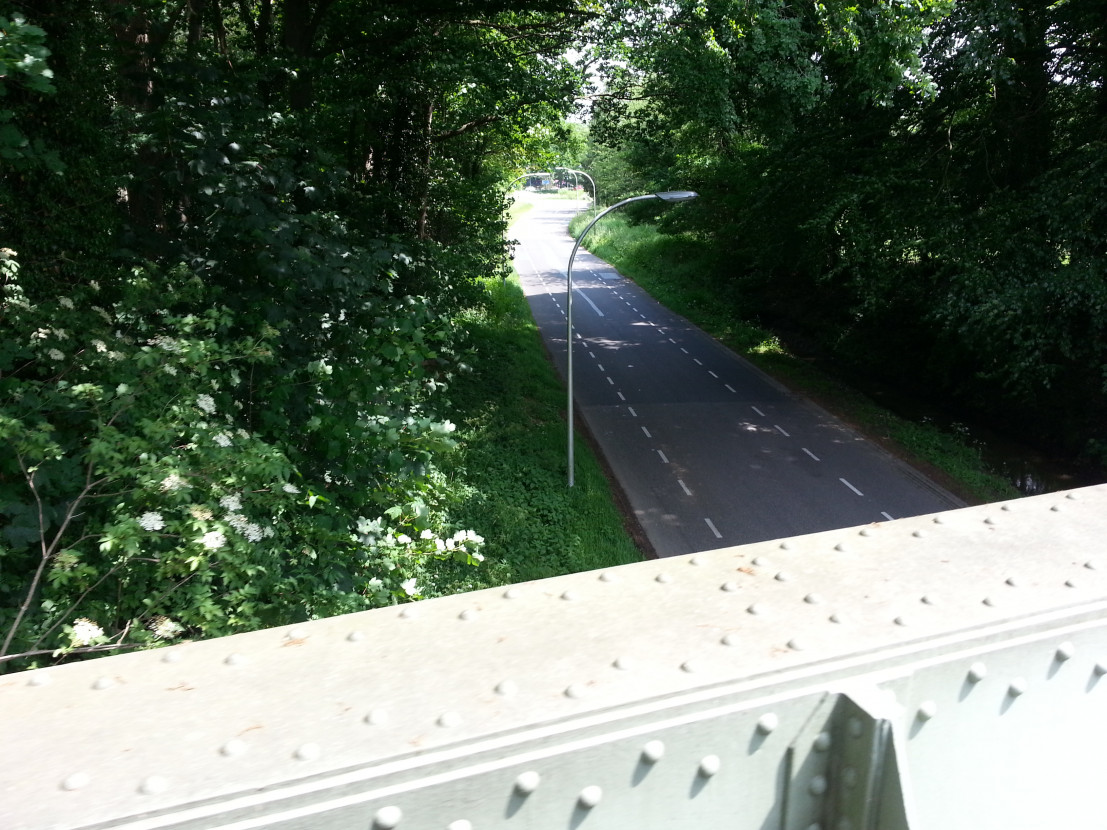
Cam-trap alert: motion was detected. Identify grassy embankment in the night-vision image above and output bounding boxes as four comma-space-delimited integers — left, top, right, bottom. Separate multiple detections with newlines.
568, 211, 1018, 505
437, 197, 643, 590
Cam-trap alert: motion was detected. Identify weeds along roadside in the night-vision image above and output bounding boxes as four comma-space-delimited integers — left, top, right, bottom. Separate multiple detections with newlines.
567, 211, 1017, 506
438, 267, 643, 593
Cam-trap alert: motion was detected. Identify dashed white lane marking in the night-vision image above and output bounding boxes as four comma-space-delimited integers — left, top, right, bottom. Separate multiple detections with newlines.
881, 511, 895, 521
597, 363, 604, 371
840, 478, 864, 496
678, 479, 693, 496
693, 358, 703, 365
574, 289, 605, 317
588, 351, 595, 359
617, 392, 626, 401
627, 406, 637, 417
657, 450, 670, 464
775, 425, 790, 437
641, 426, 652, 438
704, 518, 723, 539
725, 384, 737, 393
802, 447, 821, 461
606, 377, 615, 385
752, 406, 766, 417
680, 347, 689, 354
708, 371, 718, 378
669, 338, 676, 344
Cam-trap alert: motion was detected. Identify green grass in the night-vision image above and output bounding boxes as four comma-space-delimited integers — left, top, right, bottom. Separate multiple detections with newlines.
441, 271, 643, 588
568, 212, 1018, 505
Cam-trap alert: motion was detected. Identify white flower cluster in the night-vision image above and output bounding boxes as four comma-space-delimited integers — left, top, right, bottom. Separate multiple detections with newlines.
138, 511, 165, 531
147, 615, 184, 640
201, 530, 226, 550
401, 578, 420, 596
225, 512, 270, 542
196, 393, 216, 413
219, 493, 242, 511
71, 618, 104, 646
160, 473, 187, 492
213, 432, 233, 447
151, 335, 183, 352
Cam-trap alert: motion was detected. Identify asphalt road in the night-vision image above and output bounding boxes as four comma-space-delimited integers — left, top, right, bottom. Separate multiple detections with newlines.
513, 194, 964, 557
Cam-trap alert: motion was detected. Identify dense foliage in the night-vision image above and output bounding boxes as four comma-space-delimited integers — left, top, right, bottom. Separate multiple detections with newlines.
0, 0, 593, 670
583, 0, 1107, 464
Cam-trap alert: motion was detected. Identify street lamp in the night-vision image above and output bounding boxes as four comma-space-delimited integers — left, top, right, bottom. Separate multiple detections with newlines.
556, 167, 598, 212
566, 190, 698, 487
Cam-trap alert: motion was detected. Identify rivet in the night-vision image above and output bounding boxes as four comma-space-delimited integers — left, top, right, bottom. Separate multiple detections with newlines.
564, 683, 588, 699
598, 571, 617, 582
26, 672, 50, 687
495, 680, 518, 697
437, 711, 462, 728
161, 650, 183, 663
912, 530, 925, 538
813, 731, 832, 752
834, 543, 847, 552
894, 616, 908, 627
612, 656, 633, 670
503, 586, 521, 599
774, 571, 789, 582
1008, 678, 1027, 697
1005, 576, 1019, 587
398, 607, 417, 619
809, 774, 828, 796
751, 556, 769, 566
139, 775, 169, 795
458, 609, 477, 621
747, 602, 765, 615
560, 590, 577, 601
220, 738, 247, 757
859, 527, 872, 537
372, 805, 403, 829
787, 638, 804, 651
917, 701, 938, 721
61, 773, 90, 791
578, 785, 603, 808
284, 627, 307, 640
982, 597, 996, 607
680, 660, 700, 673
968, 662, 988, 682
224, 653, 246, 666
447, 821, 472, 830
778, 541, 791, 551
92, 676, 115, 690
1066, 492, 1079, 500
1094, 663, 1107, 677
828, 613, 843, 623
721, 581, 739, 592
1085, 561, 1098, 571
932, 515, 944, 524
642, 740, 665, 763
689, 555, 704, 566
721, 633, 739, 646
1001, 503, 1012, 511
655, 573, 672, 584
984, 517, 996, 525
842, 766, 858, 789
1056, 642, 1076, 662
514, 771, 541, 794
1065, 579, 1078, 588
365, 708, 389, 725
346, 631, 365, 642
921, 595, 936, 605
756, 713, 779, 735
804, 593, 822, 604
1050, 504, 1061, 512
699, 755, 722, 777
294, 743, 321, 761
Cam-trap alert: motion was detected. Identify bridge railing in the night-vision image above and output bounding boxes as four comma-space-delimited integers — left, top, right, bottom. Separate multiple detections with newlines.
4, 484, 1106, 830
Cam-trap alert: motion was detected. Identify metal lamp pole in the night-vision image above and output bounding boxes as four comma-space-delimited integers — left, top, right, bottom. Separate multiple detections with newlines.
565, 190, 698, 487
557, 167, 598, 212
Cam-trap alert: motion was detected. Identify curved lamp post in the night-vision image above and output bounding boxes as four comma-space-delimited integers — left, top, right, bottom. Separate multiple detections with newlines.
566, 190, 698, 486
556, 167, 598, 211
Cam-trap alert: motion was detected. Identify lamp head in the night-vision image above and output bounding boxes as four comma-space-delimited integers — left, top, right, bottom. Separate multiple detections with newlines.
655, 190, 698, 202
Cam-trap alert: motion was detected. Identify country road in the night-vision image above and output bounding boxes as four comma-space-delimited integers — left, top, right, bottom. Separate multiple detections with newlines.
512, 193, 963, 557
